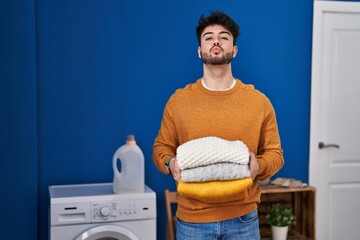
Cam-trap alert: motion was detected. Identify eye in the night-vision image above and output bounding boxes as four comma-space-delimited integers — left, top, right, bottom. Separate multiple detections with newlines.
221, 37, 229, 40
205, 37, 213, 41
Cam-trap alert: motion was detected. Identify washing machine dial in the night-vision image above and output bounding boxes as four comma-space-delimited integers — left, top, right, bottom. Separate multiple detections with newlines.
99, 206, 111, 217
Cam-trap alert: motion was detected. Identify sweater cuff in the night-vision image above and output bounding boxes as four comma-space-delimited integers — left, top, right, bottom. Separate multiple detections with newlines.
162, 155, 174, 175
257, 157, 267, 180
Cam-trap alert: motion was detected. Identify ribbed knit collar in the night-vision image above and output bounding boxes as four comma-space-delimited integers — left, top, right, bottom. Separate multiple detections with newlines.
196, 78, 241, 96
201, 78, 236, 91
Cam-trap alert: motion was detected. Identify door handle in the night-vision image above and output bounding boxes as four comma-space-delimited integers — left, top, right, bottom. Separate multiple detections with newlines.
318, 142, 340, 149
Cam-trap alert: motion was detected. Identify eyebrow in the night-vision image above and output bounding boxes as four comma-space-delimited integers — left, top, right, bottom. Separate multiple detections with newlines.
202, 31, 231, 38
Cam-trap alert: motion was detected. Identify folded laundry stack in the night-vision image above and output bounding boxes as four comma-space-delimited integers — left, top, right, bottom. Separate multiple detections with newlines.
176, 136, 253, 203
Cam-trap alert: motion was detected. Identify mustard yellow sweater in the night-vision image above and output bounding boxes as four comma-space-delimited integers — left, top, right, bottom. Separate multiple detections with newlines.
153, 78, 284, 222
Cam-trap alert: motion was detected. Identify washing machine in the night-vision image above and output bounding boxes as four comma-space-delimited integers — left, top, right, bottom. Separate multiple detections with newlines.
49, 183, 156, 240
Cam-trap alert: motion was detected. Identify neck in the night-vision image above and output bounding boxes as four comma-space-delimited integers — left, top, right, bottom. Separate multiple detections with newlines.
202, 63, 234, 90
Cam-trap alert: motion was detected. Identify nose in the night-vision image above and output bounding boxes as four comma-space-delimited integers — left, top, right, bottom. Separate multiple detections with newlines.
213, 37, 221, 46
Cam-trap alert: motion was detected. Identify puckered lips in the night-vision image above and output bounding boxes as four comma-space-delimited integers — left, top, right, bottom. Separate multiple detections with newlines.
211, 46, 222, 54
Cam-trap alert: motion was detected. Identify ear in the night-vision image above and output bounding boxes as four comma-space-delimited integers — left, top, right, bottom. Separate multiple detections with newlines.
232, 46, 238, 58
198, 46, 201, 58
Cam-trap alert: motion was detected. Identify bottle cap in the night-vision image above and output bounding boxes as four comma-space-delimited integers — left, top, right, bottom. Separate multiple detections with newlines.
126, 135, 136, 144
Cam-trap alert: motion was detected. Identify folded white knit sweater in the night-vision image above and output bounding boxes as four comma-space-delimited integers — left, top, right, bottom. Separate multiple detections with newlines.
176, 136, 249, 170
181, 163, 250, 182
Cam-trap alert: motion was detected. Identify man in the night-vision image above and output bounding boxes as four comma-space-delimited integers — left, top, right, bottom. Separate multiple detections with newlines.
153, 10, 284, 239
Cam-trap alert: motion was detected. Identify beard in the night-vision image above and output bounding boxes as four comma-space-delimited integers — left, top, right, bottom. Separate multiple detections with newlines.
200, 51, 234, 65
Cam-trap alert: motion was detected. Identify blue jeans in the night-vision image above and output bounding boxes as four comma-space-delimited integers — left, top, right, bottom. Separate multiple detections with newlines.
176, 210, 260, 240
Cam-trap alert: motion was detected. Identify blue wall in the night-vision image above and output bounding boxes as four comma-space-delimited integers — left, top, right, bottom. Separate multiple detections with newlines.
1, 0, 318, 239
0, 0, 38, 239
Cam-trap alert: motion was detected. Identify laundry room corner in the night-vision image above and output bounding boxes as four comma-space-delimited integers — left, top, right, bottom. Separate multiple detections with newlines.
1, 0, 318, 240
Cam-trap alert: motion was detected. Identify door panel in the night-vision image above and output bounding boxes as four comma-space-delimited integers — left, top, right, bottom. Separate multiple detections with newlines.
310, 1, 360, 240
329, 184, 360, 240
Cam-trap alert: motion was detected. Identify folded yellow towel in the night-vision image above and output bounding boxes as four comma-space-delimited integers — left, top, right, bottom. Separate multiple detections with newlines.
177, 178, 253, 204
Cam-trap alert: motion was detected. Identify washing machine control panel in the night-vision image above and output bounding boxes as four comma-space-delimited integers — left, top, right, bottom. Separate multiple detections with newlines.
92, 198, 156, 222
93, 203, 117, 221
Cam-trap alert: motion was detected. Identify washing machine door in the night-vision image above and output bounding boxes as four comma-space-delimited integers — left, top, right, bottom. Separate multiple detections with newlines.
75, 225, 140, 240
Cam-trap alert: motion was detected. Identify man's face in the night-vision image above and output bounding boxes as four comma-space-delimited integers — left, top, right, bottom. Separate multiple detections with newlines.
198, 24, 238, 65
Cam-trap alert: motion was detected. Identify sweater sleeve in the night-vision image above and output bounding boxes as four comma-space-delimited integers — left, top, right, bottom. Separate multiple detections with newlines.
152, 95, 179, 175
256, 99, 284, 180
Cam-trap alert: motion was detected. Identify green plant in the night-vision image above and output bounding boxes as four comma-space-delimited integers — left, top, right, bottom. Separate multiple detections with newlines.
266, 204, 296, 227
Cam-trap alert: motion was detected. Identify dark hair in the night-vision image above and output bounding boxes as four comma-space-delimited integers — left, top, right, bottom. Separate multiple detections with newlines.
196, 10, 240, 46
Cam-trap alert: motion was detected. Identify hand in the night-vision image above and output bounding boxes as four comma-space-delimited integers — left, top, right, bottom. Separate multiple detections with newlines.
170, 157, 181, 182
249, 151, 259, 180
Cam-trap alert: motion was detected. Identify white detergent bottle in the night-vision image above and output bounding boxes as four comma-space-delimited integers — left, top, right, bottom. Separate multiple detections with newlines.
113, 135, 145, 193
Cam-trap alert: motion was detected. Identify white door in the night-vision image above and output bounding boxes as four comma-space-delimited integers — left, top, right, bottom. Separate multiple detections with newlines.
310, 1, 360, 240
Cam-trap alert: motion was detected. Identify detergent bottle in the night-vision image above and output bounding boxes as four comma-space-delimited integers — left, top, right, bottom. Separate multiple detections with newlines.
113, 135, 145, 193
